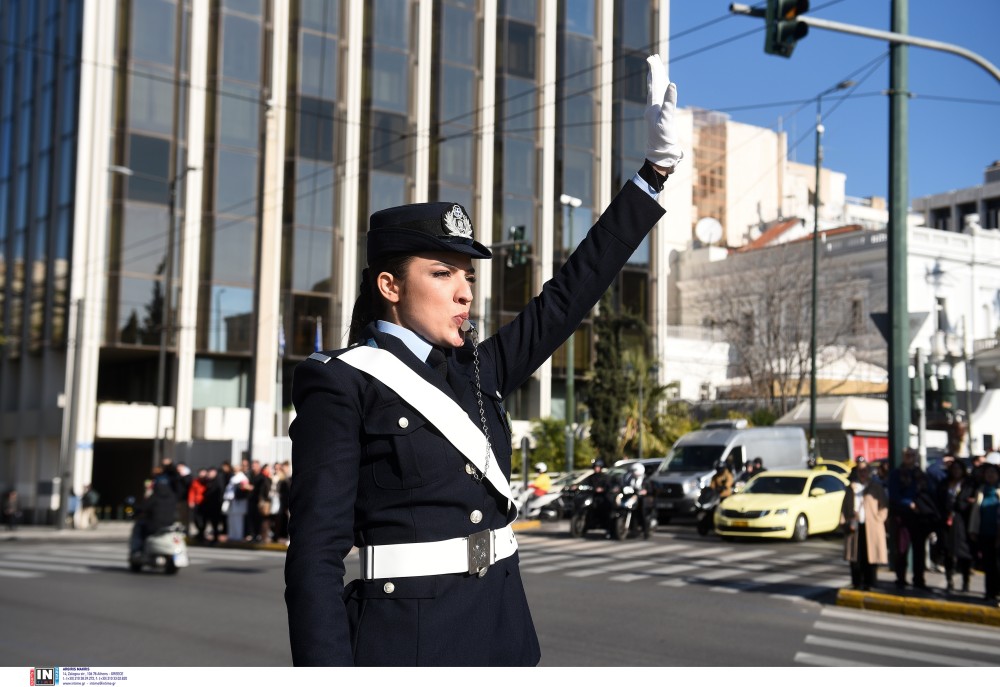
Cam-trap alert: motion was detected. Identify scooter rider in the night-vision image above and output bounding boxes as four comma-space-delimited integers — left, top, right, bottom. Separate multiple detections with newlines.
529, 462, 552, 497
710, 461, 734, 499
130, 471, 179, 558
582, 459, 610, 490
623, 463, 651, 538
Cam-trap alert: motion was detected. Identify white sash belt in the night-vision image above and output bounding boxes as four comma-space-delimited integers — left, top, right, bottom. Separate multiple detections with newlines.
338, 345, 515, 509
360, 525, 518, 580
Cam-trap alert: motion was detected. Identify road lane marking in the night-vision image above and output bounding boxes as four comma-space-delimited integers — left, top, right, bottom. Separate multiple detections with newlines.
814, 621, 1000, 656
794, 651, 877, 667
820, 606, 1000, 640
804, 635, 993, 667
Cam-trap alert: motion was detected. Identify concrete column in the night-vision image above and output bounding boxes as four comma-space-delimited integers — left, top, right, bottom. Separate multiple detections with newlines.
537, 1, 558, 419
337, 2, 365, 341
62, 0, 118, 497
412, 0, 433, 202
597, 0, 613, 211
476, 0, 498, 336
173, 0, 210, 444
653, 0, 672, 389
250, 0, 290, 452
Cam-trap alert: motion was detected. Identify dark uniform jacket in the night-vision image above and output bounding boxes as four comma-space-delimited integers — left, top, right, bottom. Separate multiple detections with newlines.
284, 181, 664, 666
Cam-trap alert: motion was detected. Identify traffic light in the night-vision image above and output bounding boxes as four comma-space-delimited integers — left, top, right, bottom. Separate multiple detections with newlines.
765, 0, 809, 58
506, 225, 529, 267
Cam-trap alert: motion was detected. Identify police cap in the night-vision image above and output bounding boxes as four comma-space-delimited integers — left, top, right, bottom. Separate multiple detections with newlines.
368, 202, 492, 264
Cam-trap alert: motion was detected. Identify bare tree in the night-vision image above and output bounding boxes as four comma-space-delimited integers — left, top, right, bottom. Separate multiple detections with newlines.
693, 241, 858, 414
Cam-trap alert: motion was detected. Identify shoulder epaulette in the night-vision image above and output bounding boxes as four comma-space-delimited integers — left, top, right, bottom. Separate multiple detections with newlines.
308, 352, 332, 364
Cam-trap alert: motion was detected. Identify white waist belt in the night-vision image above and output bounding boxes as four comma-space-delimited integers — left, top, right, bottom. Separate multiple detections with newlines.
361, 525, 518, 580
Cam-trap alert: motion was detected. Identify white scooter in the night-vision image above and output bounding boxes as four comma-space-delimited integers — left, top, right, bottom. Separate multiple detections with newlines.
128, 523, 190, 574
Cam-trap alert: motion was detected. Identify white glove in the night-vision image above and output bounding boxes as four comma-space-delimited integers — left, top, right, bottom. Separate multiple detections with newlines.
645, 54, 683, 171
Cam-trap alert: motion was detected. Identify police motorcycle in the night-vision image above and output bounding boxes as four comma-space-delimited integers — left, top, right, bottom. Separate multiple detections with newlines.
694, 486, 721, 536
128, 523, 190, 574
569, 484, 606, 537
608, 464, 655, 540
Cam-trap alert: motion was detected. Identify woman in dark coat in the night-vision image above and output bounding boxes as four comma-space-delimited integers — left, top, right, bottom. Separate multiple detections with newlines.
936, 460, 975, 593
284, 57, 683, 668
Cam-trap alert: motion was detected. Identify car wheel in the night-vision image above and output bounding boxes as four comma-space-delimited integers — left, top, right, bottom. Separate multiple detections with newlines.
791, 514, 808, 542
570, 513, 586, 538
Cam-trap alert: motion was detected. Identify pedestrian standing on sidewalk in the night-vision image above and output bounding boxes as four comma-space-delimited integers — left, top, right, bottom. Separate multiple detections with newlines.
888, 448, 935, 590
188, 469, 208, 541
2, 489, 21, 530
936, 460, 975, 593
969, 462, 1000, 605
841, 464, 888, 591
284, 55, 683, 667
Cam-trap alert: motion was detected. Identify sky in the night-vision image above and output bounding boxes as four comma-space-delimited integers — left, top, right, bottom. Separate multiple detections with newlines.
667, 0, 1000, 202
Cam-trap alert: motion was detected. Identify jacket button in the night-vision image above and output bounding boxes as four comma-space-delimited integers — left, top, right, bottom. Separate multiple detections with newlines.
470, 510, 483, 524
465, 463, 476, 475
383, 582, 395, 594
398, 417, 409, 429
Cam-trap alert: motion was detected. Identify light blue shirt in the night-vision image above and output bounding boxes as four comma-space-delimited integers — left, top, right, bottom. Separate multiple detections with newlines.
630, 174, 660, 199
376, 320, 432, 363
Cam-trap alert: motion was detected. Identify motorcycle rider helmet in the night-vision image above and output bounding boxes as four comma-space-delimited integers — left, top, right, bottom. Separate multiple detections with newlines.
534, 462, 547, 473
592, 459, 605, 469
630, 463, 645, 476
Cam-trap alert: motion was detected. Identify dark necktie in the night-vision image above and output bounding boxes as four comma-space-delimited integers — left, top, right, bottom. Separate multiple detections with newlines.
427, 347, 448, 380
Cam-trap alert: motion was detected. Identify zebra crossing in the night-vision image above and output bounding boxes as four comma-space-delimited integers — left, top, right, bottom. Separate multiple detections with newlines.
505, 531, 850, 600
794, 606, 1000, 666
0, 543, 283, 579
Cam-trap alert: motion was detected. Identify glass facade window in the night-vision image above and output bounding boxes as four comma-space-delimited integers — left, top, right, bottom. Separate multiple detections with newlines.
370, 171, 406, 213
371, 111, 408, 173
300, 32, 338, 98
294, 161, 335, 227
215, 148, 258, 216
218, 83, 260, 148
223, 0, 262, 16
502, 138, 536, 196
505, 22, 535, 79
441, 5, 476, 64
202, 284, 254, 353
131, 0, 176, 66
211, 219, 256, 286
116, 275, 167, 346
299, 0, 339, 33
372, 0, 410, 47
292, 227, 333, 293
371, 51, 409, 112
565, 0, 595, 37
126, 133, 171, 204
221, 14, 262, 83
298, 97, 335, 161
120, 203, 168, 275
129, 70, 176, 135
193, 356, 249, 409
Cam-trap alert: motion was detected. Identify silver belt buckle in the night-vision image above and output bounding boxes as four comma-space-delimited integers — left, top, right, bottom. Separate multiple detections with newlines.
467, 529, 493, 578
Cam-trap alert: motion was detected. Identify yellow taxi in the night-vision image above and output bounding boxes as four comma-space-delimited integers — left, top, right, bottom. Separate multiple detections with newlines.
713, 469, 849, 542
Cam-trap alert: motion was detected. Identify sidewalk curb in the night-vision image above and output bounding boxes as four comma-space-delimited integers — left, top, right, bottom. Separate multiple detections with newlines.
836, 588, 1000, 627
186, 519, 544, 553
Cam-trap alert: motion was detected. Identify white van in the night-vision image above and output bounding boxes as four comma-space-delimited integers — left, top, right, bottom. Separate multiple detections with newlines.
647, 420, 809, 520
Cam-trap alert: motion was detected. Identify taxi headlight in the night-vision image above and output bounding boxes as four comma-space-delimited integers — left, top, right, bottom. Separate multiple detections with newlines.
684, 478, 699, 493
774, 508, 788, 516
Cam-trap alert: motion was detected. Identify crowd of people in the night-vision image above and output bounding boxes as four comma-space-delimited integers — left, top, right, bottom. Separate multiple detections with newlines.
134, 457, 292, 547
842, 449, 1000, 604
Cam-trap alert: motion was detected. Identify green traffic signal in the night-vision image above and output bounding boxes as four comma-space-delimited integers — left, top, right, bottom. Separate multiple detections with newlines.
765, 0, 810, 57
506, 225, 529, 267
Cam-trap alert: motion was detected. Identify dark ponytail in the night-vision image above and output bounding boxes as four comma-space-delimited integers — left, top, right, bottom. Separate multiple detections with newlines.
347, 255, 414, 345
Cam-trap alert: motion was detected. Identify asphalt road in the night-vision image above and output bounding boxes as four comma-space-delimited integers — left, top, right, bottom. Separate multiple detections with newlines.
1, 523, 998, 667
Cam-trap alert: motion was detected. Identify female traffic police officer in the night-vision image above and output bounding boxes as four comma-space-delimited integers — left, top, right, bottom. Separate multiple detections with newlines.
284, 55, 683, 666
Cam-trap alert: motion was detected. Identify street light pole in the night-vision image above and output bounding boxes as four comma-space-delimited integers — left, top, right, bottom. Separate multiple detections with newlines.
809, 80, 853, 461
560, 193, 582, 471
153, 166, 197, 470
